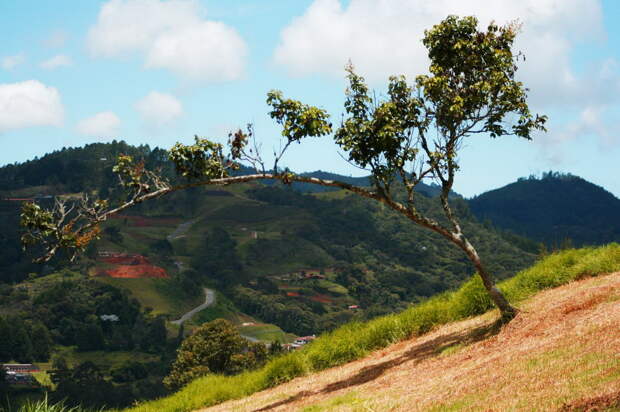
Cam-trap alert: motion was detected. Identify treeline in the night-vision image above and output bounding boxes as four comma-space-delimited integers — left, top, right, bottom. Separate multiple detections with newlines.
48, 359, 168, 409
0, 275, 175, 409
0, 316, 52, 363
25, 277, 166, 352
0, 275, 169, 360
246, 186, 536, 286
0, 141, 171, 192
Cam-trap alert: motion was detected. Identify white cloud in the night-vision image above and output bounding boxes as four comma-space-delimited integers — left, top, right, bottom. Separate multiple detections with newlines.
275, 1, 603, 84
145, 21, 246, 81
0, 80, 64, 132
87, 0, 247, 82
275, 0, 619, 153
76, 111, 121, 138
1, 54, 25, 70
40, 55, 73, 70
134, 91, 183, 126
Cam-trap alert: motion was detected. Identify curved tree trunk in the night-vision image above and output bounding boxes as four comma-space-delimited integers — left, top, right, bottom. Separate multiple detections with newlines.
455, 235, 518, 320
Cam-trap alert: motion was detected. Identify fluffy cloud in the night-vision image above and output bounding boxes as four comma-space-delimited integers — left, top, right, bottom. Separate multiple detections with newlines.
0, 80, 64, 132
134, 91, 183, 126
274, 0, 602, 86
76, 111, 121, 138
1, 54, 25, 70
87, 0, 247, 82
275, 0, 617, 153
40, 55, 72, 70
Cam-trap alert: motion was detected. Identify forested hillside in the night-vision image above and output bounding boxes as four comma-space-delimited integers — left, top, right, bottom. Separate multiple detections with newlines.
470, 172, 620, 247
0, 142, 538, 409
0, 143, 537, 328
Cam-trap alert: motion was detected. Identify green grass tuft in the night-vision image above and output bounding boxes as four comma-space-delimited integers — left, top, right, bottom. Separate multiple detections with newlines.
125, 243, 620, 412
12, 396, 102, 412
262, 352, 308, 386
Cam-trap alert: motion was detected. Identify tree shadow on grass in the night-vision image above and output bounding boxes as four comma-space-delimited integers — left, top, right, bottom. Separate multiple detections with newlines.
253, 318, 503, 411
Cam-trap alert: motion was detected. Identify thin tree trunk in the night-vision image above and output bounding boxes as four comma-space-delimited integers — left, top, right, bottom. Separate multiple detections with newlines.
455, 236, 518, 320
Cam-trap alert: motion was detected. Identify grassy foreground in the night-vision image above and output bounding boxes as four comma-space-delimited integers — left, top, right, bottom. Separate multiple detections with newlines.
119, 243, 620, 412
19, 244, 620, 412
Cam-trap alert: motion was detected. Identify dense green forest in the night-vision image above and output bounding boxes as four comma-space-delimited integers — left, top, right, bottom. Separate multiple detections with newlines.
470, 172, 620, 247
0, 143, 594, 410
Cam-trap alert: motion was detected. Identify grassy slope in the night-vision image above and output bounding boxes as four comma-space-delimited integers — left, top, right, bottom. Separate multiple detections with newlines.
96, 277, 202, 318
123, 243, 620, 412
208, 272, 620, 411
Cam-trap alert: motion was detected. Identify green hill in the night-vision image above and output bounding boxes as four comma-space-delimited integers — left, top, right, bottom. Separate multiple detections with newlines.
0, 143, 537, 327
122, 244, 620, 412
470, 172, 620, 247
0, 142, 539, 409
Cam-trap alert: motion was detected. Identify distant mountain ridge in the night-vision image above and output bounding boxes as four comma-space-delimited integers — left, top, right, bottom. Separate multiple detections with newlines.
294, 170, 449, 197
469, 172, 620, 246
0, 142, 450, 198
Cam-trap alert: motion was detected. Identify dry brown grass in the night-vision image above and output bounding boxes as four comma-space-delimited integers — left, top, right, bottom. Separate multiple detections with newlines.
202, 272, 620, 412
559, 388, 620, 411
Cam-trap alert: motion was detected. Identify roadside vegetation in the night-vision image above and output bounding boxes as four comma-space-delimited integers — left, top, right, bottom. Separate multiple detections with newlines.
123, 243, 620, 412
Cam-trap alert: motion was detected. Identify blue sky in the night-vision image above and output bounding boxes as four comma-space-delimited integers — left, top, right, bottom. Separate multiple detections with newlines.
1, 0, 619, 197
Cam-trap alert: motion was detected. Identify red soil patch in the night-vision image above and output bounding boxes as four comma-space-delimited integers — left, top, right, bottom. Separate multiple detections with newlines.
286, 292, 300, 297
310, 294, 333, 304
102, 254, 150, 265
97, 253, 169, 278
99, 264, 168, 279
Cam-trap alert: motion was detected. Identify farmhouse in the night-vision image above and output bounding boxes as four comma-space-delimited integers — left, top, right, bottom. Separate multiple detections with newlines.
291, 335, 316, 348
2, 363, 40, 373
300, 272, 325, 280
2, 364, 40, 388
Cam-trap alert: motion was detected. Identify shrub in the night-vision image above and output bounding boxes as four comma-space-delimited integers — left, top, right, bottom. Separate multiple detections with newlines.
163, 319, 267, 390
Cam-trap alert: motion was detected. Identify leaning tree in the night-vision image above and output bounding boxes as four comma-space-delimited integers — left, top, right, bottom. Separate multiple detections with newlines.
21, 16, 546, 320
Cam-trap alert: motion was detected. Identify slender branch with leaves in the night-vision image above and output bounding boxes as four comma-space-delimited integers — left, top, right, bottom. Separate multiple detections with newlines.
21, 16, 546, 320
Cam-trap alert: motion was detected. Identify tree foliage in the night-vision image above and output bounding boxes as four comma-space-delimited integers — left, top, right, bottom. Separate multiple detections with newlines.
164, 319, 268, 390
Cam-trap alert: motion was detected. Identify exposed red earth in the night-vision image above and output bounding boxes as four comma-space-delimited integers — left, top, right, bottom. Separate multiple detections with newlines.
310, 294, 333, 303
96, 252, 169, 278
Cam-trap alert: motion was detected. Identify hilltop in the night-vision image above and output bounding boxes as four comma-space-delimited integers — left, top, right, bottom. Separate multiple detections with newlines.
470, 172, 620, 247
204, 271, 620, 411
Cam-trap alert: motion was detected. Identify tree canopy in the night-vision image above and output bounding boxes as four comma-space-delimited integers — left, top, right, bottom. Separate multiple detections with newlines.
163, 319, 267, 390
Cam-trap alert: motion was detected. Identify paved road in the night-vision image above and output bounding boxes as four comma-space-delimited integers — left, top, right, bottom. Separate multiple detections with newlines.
240, 334, 260, 343
166, 218, 199, 241
171, 288, 215, 325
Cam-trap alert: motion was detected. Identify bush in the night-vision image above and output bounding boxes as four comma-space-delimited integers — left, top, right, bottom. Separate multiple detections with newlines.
163, 319, 268, 390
